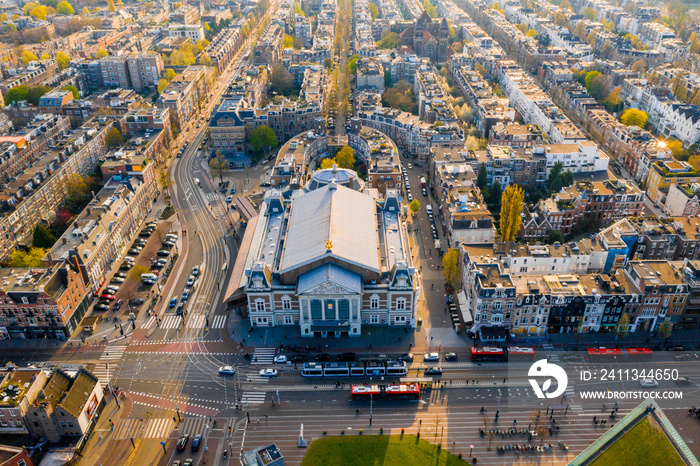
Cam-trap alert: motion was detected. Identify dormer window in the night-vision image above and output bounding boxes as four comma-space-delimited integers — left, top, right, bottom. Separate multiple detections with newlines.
253, 277, 263, 289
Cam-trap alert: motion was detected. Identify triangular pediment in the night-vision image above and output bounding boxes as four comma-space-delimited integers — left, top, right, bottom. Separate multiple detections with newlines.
301, 280, 358, 295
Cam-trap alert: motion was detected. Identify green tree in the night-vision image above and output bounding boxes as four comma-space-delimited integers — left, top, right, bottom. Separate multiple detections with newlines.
8, 248, 48, 267
105, 127, 125, 148
95, 48, 108, 59
27, 85, 50, 105
282, 34, 294, 48
129, 264, 150, 282
33, 225, 56, 248
209, 150, 226, 183
29, 5, 49, 20
164, 68, 177, 81
319, 158, 336, 169
157, 78, 169, 94
62, 84, 79, 99
547, 230, 565, 244
666, 140, 683, 157
620, 108, 648, 127
441, 248, 460, 289
21, 50, 38, 65
477, 163, 487, 191
56, 1, 74, 14
409, 198, 420, 213
615, 313, 630, 341
106, 0, 115, 12
56, 51, 70, 70
4, 85, 29, 105
377, 32, 398, 49
657, 322, 672, 343
39, 53, 50, 59
199, 52, 213, 66
499, 184, 525, 241
81, 6, 89, 14
250, 125, 277, 154
324, 57, 332, 69
584, 70, 601, 90
22, 2, 38, 15
335, 145, 355, 169
270, 63, 294, 96
631, 60, 645, 75
368, 2, 380, 19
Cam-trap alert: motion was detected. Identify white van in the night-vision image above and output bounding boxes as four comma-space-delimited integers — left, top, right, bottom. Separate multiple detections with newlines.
426, 204, 433, 214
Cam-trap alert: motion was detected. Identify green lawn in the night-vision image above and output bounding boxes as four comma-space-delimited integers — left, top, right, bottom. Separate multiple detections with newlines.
301, 434, 468, 466
591, 415, 685, 466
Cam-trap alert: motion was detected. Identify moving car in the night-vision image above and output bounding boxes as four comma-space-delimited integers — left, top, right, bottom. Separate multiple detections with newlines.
181, 290, 190, 302
273, 355, 287, 364
176, 434, 189, 452
183, 460, 193, 466
424, 367, 443, 376
423, 353, 440, 362
674, 353, 692, 361
290, 355, 307, 363
114, 299, 123, 310
398, 353, 414, 362
186, 276, 195, 287
176, 305, 184, 315
191, 435, 202, 452
226, 196, 233, 203
639, 378, 658, 388
445, 353, 458, 361
668, 345, 686, 352
259, 369, 278, 378
675, 377, 693, 386
407, 163, 413, 169
131, 298, 144, 306
169, 298, 178, 308
315, 353, 331, 362
191, 266, 199, 277
422, 188, 428, 197
219, 366, 236, 375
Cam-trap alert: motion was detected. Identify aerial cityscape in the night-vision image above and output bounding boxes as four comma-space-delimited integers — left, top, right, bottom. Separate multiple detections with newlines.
0, 0, 697, 464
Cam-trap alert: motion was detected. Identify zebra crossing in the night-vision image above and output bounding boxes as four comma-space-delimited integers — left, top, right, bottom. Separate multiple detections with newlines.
252, 347, 276, 365
241, 369, 270, 384
93, 345, 127, 388
186, 314, 206, 329
142, 314, 227, 330
160, 315, 184, 329
240, 391, 266, 405
112, 418, 145, 440
205, 193, 219, 201
211, 314, 227, 329
175, 417, 209, 435
142, 417, 175, 439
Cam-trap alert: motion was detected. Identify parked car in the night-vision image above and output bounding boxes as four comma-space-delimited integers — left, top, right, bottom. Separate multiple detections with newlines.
153, 261, 166, 269
219, 366, 236, 375
131, 298, 144, 305
176, 434, 189, 452
139, 230, 152, 238
100, 294, 115, 301
115, 272, 127, 278
259, 369, 278, 378
424, 367, 443, 376
273, 355, 287, 364
290, 355, 307, 363
169, 298, 178, 308
423, 353, 440, 362
120, 263, 133, 270
114, 299, 123, 310
128, 248, 141, 255
422, 188, 428, 197
407, 163, 413, 169
315, 353, 331, 362
111, 277, 125, 284
105, 286, 119, 295
336, 352, 356, 362
95, 303, 110, 311
397, 353, 414, 362
668, 345, 686, 352
182, 460, 193, 466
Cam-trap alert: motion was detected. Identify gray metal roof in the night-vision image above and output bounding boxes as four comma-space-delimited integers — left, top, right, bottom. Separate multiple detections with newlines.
297, 263, 362, 294
279, 183, 380, 275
